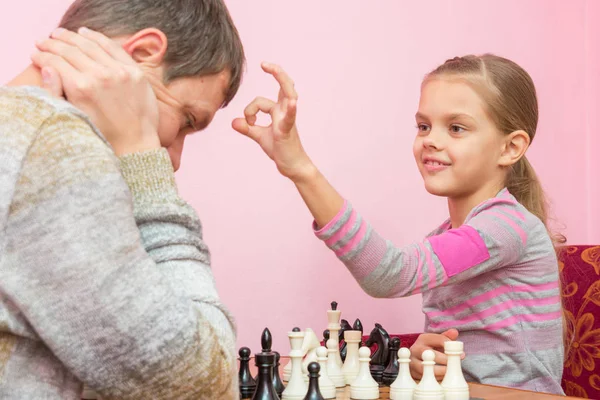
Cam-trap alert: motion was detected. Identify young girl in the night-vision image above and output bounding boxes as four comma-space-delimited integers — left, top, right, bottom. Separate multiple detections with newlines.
233, 55, 564, 394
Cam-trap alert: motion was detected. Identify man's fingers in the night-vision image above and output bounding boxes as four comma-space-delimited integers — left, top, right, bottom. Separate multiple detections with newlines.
261, 62, 298, 101
41, 67, 64, 99
31, 51, 82, 86
76, 27, 137, 65
244, 96, 276, 126
49, 28, 120, 68
35, 38, 97, 72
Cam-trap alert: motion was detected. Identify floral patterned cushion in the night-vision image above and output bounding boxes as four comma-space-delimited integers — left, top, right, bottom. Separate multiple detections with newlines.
560, 245, 600, 399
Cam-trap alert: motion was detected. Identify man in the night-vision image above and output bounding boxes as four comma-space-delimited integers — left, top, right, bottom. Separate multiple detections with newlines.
1, 0, 244, 399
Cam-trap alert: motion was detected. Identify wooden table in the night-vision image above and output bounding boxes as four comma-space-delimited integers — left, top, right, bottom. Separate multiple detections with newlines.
242, 358, 586, 400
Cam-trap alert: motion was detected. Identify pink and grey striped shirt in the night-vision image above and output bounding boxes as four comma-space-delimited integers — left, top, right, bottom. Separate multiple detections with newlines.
315, 188, 564, 394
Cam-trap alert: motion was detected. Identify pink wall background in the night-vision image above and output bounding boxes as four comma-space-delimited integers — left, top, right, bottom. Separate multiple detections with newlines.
1, 1, 598, 352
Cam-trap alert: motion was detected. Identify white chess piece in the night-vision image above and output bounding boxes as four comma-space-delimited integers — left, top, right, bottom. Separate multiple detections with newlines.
316, 346, 337, 399
413, 349, 444, 400
390, 347, 417, 400
282, 330, 308, 400
341, 330, 361, 385
441, 341, 469, 400
284, 328, 319, 381
326, 303, 343, 368
301, 329, 321, 382
326, 338, 345, 388
350, 346, 379, 400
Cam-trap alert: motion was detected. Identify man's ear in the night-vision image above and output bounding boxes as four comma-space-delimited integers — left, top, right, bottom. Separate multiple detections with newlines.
498, 130, 530, 167
121, 28, 168, 67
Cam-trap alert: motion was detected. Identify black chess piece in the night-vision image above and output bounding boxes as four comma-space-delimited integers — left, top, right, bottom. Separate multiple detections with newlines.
293, 327, 301, 332
322, 329, 330, 347
254, 327, 273, 381
261, 327, 272, 352
303, 362, 325, 400
252, 352, 280, 400
272, 351, 285, 397
339, 319, 352, 362
331, 301, 337, 311
382, 337, 401, 386
365, 323, 390, 384
238, 347, 256, 399
353, 318, 364, 346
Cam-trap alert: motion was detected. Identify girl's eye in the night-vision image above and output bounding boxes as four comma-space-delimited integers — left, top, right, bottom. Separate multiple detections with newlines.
450, 124, 465, 133
417, 124, 430, 132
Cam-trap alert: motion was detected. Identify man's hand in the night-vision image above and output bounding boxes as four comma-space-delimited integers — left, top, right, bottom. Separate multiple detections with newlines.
232, 63, 314, 182
409, 328, 464, 380
32, 27, 160, 155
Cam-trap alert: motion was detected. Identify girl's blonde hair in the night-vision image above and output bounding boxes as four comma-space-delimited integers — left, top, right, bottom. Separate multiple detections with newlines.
425, 54, 565, 245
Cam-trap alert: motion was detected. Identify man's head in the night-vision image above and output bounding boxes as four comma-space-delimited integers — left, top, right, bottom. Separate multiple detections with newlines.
59, 0, 245, 170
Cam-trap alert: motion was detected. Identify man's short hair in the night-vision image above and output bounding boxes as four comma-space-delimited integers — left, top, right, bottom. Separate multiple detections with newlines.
60, 0, 245, 106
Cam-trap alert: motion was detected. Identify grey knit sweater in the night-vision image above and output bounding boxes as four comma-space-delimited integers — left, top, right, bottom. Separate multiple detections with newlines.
0, 86, 238, 399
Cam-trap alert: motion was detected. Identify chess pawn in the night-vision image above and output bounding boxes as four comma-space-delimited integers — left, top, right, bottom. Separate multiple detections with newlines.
252, 352, 280, 400
326, 301, 343, 368
316, 346, 336, 399
382, 337, 401, 386
341, 330, 361, 385
413, 350, 444, 400
441, 341, 469, 400
349, 347, 379, 400
325, 338, 345, 388
283, 327, 301, 382
303, 362, 326, 400
282, 330, 308, 400
273, 352, 285, 397
390, 348, 416, 400
238, 347, 257, 399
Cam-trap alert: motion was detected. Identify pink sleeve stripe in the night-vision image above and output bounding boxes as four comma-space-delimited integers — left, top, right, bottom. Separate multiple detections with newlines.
324, 207, 357, 247
429, 296, 561, 330
425, 281, 559, 318
427, 225, 490, 278
498, 206, 526, 221
335, 218, 368, 258
485, 210, 528, 246
314, 200, 349, 238
483, 311, 563, 332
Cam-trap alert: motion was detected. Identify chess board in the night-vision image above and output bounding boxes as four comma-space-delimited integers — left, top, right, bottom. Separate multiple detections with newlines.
241, 385, 485, 399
